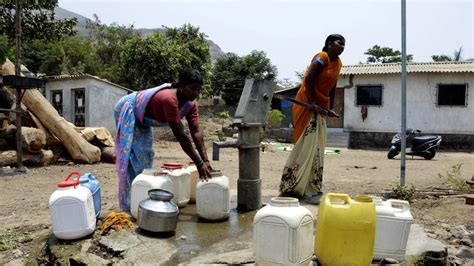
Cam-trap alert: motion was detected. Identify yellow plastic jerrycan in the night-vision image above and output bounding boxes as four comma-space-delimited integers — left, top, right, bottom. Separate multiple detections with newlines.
315, 193, 376, 266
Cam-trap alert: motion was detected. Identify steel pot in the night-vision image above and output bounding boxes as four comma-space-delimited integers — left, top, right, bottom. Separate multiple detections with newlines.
137, 189, 179, 232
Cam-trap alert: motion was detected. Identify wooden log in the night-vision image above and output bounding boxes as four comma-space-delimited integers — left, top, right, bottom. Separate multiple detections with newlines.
100, 146, 115, 163
2, 59, 101, 163
0, 124, 16, 139
0, 149, 53, 167
21, 127, 46, 153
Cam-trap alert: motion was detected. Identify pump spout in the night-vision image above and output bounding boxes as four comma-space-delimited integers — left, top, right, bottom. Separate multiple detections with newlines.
212, 139, 239, 161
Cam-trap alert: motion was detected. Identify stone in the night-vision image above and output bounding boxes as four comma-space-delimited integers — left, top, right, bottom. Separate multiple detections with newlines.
456, 247, 474, 259
99, 230, 141, 253
406, 224, 446, 257
12, 249, 23, 258
81, 239, 93, 253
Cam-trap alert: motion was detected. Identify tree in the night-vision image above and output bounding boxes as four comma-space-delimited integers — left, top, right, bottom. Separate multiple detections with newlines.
432, 47, 463, 62
0, 0, 77, 43
211, 50, 277, 106
85, 15, 137, 84
365, 45, 413, 63
0, 34, 12, 64
21, 36, 98, 75
121, 24, 212, 91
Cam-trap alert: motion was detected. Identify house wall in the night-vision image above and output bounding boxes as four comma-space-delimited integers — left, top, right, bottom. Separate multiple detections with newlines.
87, 80, 128, 133
45, 79, 129, 134
338, 72, 474, 134
337, 72, 474, 151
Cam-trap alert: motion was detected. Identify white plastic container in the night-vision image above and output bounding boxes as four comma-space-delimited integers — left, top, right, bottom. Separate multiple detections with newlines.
253, 197, 314, 265
162, 162, 191, 208
49, 172, 96, 240
372, 196, 413, 261
196, 170, 230, 220
186, 161, 199, 204
131, 168, 174, 218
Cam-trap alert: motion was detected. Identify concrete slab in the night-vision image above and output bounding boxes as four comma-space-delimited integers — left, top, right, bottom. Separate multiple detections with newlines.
406, 224, 446, 256
45, 189, 452, 264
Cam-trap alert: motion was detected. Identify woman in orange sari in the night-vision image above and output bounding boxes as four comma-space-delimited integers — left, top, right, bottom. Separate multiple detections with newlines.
279, 34, 345, 204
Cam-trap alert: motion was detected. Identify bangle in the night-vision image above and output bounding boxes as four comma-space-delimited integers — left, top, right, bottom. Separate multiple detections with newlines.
196, 160, 204, 167
204, 159, 210, 163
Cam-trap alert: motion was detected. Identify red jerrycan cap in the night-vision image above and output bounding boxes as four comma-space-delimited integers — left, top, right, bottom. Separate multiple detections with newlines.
57, 172, 81, 188
161, 162, 183, 170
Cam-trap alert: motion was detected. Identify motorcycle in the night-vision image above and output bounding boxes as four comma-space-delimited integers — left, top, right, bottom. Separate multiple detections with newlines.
387, 128, 442, 160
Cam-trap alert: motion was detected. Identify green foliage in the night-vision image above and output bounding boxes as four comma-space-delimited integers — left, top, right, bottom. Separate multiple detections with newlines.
0, 228, 32, 251
217, 131, 225, 141
85, 15, 137, 84
438, 163, 468, 190
0, 34, 13, 64
432, 47, 463, 62
211, 50, 277, 106
385, 183, 416, 202
365, 45, 413, 63
218, 111, 230, 129
122, 23, 212, 92
266, 109, 285, 128
22, 36, 98, 75
0, 0, 77, 43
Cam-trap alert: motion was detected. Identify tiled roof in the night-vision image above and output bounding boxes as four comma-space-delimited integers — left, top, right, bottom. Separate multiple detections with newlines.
43, 74, 132, 92
340, 61, 474, 75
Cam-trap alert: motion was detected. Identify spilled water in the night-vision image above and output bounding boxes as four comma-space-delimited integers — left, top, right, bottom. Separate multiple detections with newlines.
153, 203, 257, 264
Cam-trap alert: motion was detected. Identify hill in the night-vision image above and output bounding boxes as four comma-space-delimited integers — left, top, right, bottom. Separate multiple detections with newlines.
54, 7, 225, 62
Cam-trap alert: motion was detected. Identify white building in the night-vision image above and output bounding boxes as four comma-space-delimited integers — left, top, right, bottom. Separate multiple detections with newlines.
44, 74, 131, 134
336, 61, 474, 151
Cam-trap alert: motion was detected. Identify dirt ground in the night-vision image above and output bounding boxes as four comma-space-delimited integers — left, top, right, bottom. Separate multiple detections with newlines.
0, 125, 473, 263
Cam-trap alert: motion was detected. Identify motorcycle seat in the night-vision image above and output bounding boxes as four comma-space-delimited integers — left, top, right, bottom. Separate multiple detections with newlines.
413, 136, 439, 145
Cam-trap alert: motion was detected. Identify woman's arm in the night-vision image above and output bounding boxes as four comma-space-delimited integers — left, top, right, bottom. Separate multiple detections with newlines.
188, 123, 209, 163
168, 121, 212, 179
328, 85, 340, 118
304, 60, 328, 115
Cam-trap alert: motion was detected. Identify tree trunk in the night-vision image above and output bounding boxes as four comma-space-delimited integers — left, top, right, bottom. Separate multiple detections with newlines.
0, 149, 54, 167
2, 59, 101, 163
21, 127, 46, 153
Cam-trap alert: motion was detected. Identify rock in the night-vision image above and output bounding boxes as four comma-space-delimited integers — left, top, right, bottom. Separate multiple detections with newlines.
179, 235, 187, 240
456, 247, 474, 259
12, 249, 23, 258
67, 162, 74, 166
99, 230, 141, 253
460, 238, 473, 247
81, 240, 93, 253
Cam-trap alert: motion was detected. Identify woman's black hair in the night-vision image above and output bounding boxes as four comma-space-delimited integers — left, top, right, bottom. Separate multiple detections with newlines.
173, 69, 203, 88
322, 34, 345, 52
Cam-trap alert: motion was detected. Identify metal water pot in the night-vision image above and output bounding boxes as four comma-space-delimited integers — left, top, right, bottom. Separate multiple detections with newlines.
137, 189, 179, 232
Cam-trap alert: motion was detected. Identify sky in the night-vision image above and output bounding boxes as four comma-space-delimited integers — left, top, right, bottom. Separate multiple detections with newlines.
58, 0, 473, 82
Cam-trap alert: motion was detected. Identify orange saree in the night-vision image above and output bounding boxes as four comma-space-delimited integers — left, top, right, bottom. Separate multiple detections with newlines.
292, 51, 342, 143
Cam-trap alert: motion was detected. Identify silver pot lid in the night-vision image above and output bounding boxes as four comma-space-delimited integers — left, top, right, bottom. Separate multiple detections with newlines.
148, 189, 174, 201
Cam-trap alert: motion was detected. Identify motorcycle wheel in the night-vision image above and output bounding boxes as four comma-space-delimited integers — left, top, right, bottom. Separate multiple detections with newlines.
387, 148, 399, 159
423, 148, 436, 160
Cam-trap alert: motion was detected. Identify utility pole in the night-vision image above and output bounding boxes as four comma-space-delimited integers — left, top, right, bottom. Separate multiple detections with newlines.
15, 0, 25, 172
400, 0, 407, 186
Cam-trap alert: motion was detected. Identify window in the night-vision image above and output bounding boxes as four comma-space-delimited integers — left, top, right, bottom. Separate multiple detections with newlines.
356, 85, 382, 106
437, 84, 467, 106
51, 90, 63, 116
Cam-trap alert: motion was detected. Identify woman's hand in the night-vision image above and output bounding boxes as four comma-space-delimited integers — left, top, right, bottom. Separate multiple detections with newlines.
328, 109, 340, 118
312, 103, 328, 116
197, 162, 212, 181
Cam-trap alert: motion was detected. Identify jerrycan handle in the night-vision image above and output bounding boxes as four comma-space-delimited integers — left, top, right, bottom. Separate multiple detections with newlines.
387, 199, 410, 212
326, 193, 350, 205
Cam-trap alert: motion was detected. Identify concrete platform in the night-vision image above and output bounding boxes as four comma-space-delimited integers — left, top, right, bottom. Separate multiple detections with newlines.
41, 189, 451, 265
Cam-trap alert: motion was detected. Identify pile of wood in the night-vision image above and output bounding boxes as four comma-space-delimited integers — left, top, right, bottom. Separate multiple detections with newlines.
0, 59, 115, 167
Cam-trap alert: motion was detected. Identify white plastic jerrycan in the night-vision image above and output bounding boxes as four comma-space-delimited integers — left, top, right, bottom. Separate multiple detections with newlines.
186, 161, 199, 204
162, 162, 191, 208
196, 170, 230, 220
253, 197, 314, 265
372, 196, 413, 261
131, 168, 174, 218
49, 172, 96, 240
